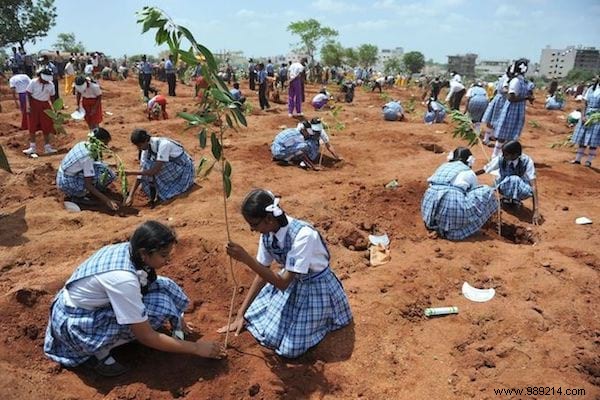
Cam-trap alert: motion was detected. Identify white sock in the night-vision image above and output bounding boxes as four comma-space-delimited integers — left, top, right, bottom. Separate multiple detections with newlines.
587, 148, 597, 163
574, 147, 585, 162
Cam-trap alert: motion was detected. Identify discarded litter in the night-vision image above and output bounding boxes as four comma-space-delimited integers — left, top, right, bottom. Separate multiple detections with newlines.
70, 108, 85, 120
30, 153, 39, 159
64, 201, 81, 212
424, 306, 458, 317
368, 234, 390, 247
384, 179, 399, 189
105, 111, 114, 116
575, 217, 592, 225
462, 282, 495, 302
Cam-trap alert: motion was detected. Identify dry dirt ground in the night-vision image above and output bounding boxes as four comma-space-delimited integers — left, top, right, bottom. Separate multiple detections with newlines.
0, 76, 598, 400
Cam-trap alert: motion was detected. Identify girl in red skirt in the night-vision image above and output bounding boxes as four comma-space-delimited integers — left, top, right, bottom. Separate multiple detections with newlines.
24, 68, 57, 155
75, 76, 103, 130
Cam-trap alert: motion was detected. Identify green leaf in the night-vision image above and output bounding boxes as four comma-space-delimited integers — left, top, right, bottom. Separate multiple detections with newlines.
52, 97, 64, 111
223, 174, 232, 198
585, 112, 600, 127
210, 132, 222, 160
0, 144, 12, 173
197, 159, 217, 178
196, 156, 208, 175
179, 48, 198, 66
224, 160, 232, 177
177, 112, 201, 123
231, 105, 247, 127
198, 128, 207, 148
209, 88, 232, 104
225, 114, 234, 129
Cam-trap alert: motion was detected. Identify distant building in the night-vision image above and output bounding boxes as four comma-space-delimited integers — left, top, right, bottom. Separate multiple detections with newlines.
214, 50, 246, 69
447, 53, 478, 78
539, 45, 600, 79
476, 59, 510, 78
286, 50, 310, 64
375, 47, 404, 72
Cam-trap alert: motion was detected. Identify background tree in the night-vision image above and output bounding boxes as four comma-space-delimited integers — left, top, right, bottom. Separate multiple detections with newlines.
0, 0, 57, 50
564, 68, 597, 85
320, 41, 345, 67
383, 56, 404, 76
344, 47, 358, 67
53, 32, 85, 53
356, 44, 378, 69
403, 51, 425, 74
287, 19, 338, 63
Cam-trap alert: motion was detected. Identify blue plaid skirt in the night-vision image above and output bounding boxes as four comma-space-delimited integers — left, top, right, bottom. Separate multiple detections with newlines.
56, 163, 116, 198
141, 153, 195, 201
245, 268, 352, 358
497, 176, 532, 201
494, 100, 526, 141
421, 184, 498, 240
271, 141, 309, 161
481, 94, 506, 127
306, 139, 320, 161
467, 96, 489, 123
44, 276, 188, 366
571, 119, 600, 147
424, 110, 446, 124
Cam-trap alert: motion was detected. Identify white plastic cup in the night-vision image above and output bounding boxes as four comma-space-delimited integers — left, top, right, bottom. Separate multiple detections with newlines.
424, 306, 458, 317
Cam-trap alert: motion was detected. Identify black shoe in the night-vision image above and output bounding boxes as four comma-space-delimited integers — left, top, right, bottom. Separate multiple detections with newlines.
570, 159, 581, 165
82, 356, 129, 377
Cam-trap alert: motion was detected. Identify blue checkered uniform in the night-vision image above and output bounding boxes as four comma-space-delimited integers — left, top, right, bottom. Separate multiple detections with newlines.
496, 155, 533, 200
494, 76, 528, 141
545, 96, 564, 110
271, 128, 309, 161
424, 101, 446, 123
306, 136, 321, 161
44, 243, 189, 367
482, 77, 508, 128
421, 162, 498, 240
244, 219, 352, 358
571, 88, 600, 147
383, 101, 403, 121
140, 139, 195, 201
56, 142, 116, 198
467, 87, 489, 122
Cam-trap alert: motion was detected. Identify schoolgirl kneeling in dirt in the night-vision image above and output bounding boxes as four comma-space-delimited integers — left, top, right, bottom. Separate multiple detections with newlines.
44, 220, 225, 377
218, 189, 352, 358
124, 129, 195, 206
56, 127, 119, 211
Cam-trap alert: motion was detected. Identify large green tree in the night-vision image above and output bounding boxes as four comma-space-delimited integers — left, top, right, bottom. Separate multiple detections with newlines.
344, 47, 358, 67
287, 19, 338, 63
356, 44, 378, 69
0, 0, 57, 50
403, 51, 425, 74
383, 56, 404, 76
54, 32, 85, 53
320, 41, 345, 67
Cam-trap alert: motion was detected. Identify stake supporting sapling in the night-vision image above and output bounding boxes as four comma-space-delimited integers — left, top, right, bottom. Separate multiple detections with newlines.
137, 7, 247, 349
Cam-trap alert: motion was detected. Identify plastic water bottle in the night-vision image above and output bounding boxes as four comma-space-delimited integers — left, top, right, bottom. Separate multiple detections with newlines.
424, 306, 458, 317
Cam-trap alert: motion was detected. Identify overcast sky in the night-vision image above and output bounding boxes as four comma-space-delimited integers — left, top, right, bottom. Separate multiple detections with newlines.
26, 0, 600, 63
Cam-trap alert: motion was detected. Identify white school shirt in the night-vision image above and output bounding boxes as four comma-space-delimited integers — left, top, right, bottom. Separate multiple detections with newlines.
26, 78, 55, 101
256, 216, 329, 274
288, 62, 304, 81
84, 64, 94, 75
141, 137, 184, 163
484, 155, 536, 181
64, 62, 75, 76
312, 93, 329, 103
445, 80, 465, 102
65, 270, 147, 325
9, 74, 31, 93
583, 86, 600, 101
75, 82, 102, 98
451, 169, 478, 191
64, 154, 96, 177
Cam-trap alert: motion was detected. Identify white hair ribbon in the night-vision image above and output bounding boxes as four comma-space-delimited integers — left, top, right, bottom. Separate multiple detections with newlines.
136, 269, 148, 287
446, 152, 454, 161
265, 197, 283, 217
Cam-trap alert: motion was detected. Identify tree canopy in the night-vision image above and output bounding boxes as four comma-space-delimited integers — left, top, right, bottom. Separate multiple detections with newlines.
0, 0, 57, 50
54, 32, 85, 53
287, 19, 338, 63
356, 44, 378, 69
403, 51, 425, 74
320, 41, 345, 67
383, 56, 404, 76
563, 68, 597, 85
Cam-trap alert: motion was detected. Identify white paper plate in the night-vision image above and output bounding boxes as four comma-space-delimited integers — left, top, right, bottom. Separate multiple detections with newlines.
462, 282, 495, 303
70, 109, 86, 120
64, 201, 81, 212
575, 217, 592, 225
368, 234, 390, 247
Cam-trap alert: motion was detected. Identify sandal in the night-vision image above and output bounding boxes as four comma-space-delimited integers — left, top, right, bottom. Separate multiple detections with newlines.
570, 160, 581, 165
83, 356, 129, 377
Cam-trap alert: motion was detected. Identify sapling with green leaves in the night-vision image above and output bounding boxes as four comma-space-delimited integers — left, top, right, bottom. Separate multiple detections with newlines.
85, 134, 129, 198
43, 98, 69, 135
137, 7, 247, 348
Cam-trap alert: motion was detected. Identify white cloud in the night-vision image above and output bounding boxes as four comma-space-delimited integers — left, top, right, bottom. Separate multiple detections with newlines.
495, 5, 520, 17
341, 19, 391, 31
312, 0, 359, 12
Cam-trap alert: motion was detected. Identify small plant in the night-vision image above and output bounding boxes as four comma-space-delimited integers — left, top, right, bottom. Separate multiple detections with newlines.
328, 104, 345, 131
379, 92, 391, 102
405, 97, 416, 114
243, 101, 254, 116
449, 110, 478, 146
550, 134, 575, 149
584, 112, 600, 127
43, 98, 70, 135
528, 120, 541, 129
85, 134, 129, 197
0, 145, 11, 173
